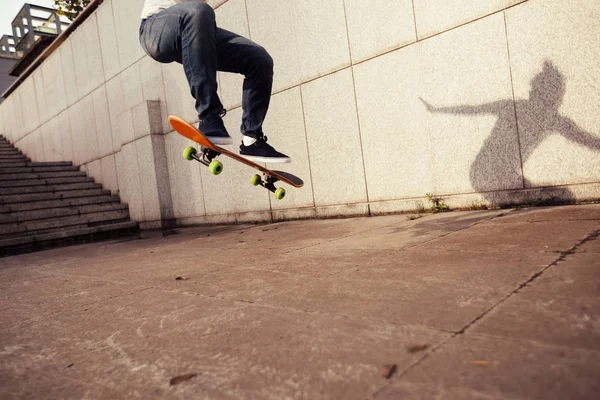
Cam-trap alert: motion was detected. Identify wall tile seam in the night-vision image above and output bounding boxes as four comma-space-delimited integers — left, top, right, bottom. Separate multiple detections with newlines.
502, 9, 526, 190
243, 0, 252, 40
411, 0, 419, 41
89, 87, 102, 166
82, 153, 117, 166
119, 56, 147, 79
40, 60, 68, 124
97, 2, 122, 77
20, 88, 40, 137
65, 148, 117, 167
76, 80, 108, 105
340, 0, 370, 206
414, 0, 530, 42
32, 73, 48, 128
108, 0, 125, 77
119, 131, 167, 150
416, 41, 437, 195
340, 0, 355, 64
129, 141, 148, 221
297, 86, 317, 209
66, 39, 83, 107
92, 13, 108, 89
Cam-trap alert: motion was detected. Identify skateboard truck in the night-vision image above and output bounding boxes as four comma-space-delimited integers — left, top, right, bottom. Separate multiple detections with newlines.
251, 174, 286, 200
183, 146, 223, 175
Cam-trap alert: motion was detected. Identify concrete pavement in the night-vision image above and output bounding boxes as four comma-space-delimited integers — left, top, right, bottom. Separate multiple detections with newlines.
1, 205, 599, 399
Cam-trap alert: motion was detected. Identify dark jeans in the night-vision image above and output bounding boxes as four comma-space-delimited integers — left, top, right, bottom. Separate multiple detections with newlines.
139, 0, 273, 135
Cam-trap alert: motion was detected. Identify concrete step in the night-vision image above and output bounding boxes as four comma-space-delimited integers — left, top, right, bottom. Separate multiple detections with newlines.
32, 161, 72, 167
0, 181, 101, 196
0, 161, 72, 169
0, 221, 140, 258
0, 203, 129, 224
0, 165, 79, 174
0, 209, 131, 238
0, 163, 27, 168
0, 176, 93, 189
0, 171, 86, 182
0, 195, 121, 213
0, 151, 22, 156
0, 188, 110, 205
0, 159, 30, 166
0, 156, 29, 162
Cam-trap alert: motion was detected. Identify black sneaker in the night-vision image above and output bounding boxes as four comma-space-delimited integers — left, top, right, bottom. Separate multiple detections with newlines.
239, 135, 291, 163
198, 109, 232, 145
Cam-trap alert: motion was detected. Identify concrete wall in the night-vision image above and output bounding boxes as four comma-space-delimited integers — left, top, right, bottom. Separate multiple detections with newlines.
0, 0, 599, 228
0, 57, 17, 105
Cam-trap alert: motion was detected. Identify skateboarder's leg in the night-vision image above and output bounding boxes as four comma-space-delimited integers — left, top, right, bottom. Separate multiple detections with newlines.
216, 29, 290, 163
215, 28, 273, 137
139, 1, 231, 144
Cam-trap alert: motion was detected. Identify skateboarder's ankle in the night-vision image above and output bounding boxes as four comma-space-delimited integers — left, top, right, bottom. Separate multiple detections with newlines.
242, 136, 257, 146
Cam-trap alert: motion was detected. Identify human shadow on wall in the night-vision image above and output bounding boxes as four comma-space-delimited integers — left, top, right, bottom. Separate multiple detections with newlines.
420, 60, 600, 205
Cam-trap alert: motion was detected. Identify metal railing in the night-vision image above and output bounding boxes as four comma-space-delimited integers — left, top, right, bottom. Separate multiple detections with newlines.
9, 4, 70, 59
0, 36, 17, 58
2, 0, 103, 98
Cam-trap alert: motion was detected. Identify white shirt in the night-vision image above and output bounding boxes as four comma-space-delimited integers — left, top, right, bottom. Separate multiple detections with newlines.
141, 0, 177, 19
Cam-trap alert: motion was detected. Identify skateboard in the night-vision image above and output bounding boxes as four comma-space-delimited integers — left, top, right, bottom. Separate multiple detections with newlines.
168, 116, 303, 200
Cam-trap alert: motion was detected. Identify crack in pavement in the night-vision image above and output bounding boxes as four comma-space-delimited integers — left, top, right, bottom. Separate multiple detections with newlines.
370, 227, 600, 399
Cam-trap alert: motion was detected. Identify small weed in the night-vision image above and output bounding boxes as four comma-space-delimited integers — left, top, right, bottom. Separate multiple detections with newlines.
416, 201, 427, 214
407, 214, 424, 221
467, 200, 489, 210
426, 193, 451, 213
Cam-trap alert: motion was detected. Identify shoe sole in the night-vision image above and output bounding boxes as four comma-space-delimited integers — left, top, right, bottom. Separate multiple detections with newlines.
206, 136, 233, 145
240, 155, 291, 164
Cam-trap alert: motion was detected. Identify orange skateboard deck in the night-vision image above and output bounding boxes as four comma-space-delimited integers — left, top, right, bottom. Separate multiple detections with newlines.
168, 115, 303, 200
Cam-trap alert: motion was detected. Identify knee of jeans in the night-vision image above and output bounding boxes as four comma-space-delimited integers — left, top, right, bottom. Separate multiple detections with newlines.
256, 48, 274, 72
184, 1, 215, 23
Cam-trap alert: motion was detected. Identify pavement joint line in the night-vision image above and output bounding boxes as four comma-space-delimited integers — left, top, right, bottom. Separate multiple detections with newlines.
370, 227, 600, 398
454, 227, 600, 336
460, 331, 600, 355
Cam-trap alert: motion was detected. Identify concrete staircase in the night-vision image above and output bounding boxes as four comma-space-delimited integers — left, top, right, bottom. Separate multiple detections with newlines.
0, 135, 139, 257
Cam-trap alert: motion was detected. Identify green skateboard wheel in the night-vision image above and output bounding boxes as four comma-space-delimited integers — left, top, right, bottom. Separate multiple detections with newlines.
274, 187, 286, 200
209, 160, 223, 175
182, 146, 196, 161
250, 174, 261, 186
